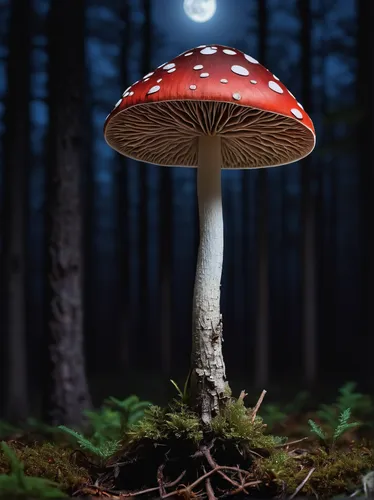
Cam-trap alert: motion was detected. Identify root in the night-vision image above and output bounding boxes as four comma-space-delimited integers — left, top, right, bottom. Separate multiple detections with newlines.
95, 442, 262, 499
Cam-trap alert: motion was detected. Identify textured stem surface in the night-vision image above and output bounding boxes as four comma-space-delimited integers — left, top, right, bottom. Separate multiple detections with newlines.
190, 135, 228, 426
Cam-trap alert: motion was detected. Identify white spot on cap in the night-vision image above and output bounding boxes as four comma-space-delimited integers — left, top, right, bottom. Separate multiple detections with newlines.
291, 108, 303, 119
163, 63, 175, 70
143, 72, 154, 79
268, 81, 283, 93
273, 74, 280, 80
193, 64, 203, 70
200, 72, 209, 78
190, 84, 197, 90
143, 77, 150, 82
244, 54, 259, 64
233, 92, 241, 101
157, 78, 162, 83
200, 47, 217, 55
250, 80, 257, 84
114, 98, 122, 108
231, 65, 249, 76
223, 49, 237, 55
123, 92, 130, 97
297, 102, 304, 109
184, 51, 193, 57
220, 78, 228, 84
129, 91, 134, 96
211, 46, 218, 49
147, 85, 160, 95
197, 44, 206, 48
167, 68, 176, 73
122, 86, 131, 96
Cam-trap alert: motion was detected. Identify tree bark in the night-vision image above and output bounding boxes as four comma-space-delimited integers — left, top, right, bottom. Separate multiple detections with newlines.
43, 0, 92, 427
0, 0, 31, 423
254, 0, 269, 389
298, 0, 317, 386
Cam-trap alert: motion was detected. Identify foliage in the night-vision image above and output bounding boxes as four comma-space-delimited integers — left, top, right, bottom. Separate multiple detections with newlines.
58, 394, 151, 463
308, 407, 360, 450
84, 395, 152, 443
261, 391, 310, 430
170, 370, 191, 405
58, 425, 121, 463
0, 441, 67, 498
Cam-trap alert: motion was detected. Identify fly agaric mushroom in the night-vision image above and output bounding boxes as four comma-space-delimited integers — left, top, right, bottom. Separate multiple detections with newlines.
104, 44, 316, 425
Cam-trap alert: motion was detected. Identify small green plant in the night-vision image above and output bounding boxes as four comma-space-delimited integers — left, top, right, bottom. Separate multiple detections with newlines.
58, 425, 121, 464
308, 407, 360, 450
170, 370, 191, 404
0, 441, 66, 498
261, 391, 310, 431
317, 382, 374, 429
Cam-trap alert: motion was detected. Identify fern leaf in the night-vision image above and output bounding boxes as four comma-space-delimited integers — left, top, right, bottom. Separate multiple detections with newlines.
308, 419, 326, 441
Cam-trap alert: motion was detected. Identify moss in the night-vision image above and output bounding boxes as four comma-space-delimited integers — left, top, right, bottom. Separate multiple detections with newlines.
254, 443, 374, 498
0, 441, 90, 492
128, 401, 203, 444
211, 398, 277, 449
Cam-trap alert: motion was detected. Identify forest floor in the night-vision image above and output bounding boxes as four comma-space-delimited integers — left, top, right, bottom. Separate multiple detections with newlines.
1, 383, 374, 499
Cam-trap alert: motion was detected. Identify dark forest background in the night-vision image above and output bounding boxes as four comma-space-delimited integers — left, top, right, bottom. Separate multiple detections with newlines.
0, 0, 373, 425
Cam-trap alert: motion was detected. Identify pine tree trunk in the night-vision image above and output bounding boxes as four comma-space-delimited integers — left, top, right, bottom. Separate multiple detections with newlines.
298, 0, 317, 386
43, 0, 92, 427
0, 0, 31, 423
116, 2, 132, 371
138, 0, 151, 346
254, 0, 269, 389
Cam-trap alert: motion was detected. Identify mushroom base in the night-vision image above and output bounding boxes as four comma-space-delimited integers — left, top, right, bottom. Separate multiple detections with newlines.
190, 135, 230, 426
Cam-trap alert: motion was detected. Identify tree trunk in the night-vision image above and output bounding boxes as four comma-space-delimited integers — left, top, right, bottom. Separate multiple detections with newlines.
138, 0, 151, 347
116, 1, 132, 371
356, 0, 374, 357
0, 0, 31, 423
43, 0, 92, 427
299, 0, 317, 386
254, 0, 269, 389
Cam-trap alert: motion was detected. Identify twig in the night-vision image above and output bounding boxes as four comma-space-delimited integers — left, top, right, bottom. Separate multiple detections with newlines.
275, 437, 309, 448
162, 465, 255, 499
289, 467, 315, 499
251, 389, 267, 423
157, 464, 166, 497
238, 390, 248, 402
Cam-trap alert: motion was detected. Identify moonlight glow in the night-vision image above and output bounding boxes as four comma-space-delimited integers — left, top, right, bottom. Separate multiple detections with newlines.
183, 0, 217, 23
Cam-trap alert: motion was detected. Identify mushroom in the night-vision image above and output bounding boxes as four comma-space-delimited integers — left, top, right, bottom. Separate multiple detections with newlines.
104, 44, 316, 425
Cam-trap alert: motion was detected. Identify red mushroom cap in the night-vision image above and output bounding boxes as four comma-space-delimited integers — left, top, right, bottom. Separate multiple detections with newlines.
104, 44, 315, 169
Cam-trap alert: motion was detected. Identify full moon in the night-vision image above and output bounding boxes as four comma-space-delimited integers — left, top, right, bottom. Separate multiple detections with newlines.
183, 0, 217, 23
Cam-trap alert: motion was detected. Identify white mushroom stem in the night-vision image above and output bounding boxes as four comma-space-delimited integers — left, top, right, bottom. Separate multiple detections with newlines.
191, 135, 228, 426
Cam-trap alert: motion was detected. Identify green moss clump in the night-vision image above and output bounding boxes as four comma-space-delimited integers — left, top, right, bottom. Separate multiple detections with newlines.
211, 398, 277, 449
0, 441, 90, 492
254, 444, 374, 498
129, 402, 203, 444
